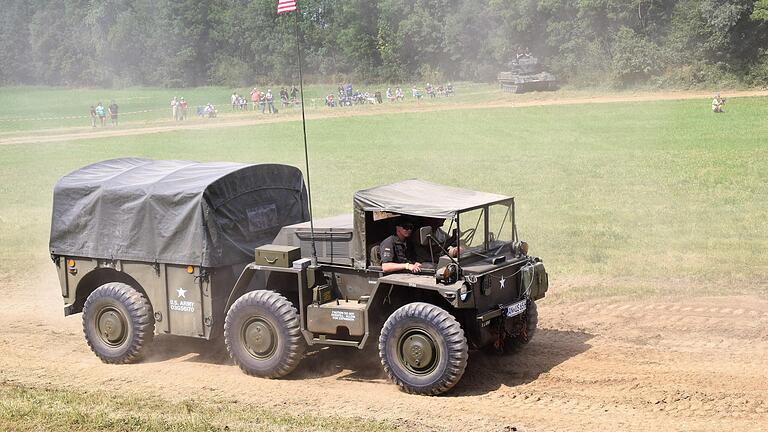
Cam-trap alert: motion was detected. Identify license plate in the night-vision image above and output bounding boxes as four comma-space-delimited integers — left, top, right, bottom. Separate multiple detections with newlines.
505, 299, 527, 318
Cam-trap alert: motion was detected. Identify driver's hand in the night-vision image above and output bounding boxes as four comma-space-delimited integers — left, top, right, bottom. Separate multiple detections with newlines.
411, 262, 422, 273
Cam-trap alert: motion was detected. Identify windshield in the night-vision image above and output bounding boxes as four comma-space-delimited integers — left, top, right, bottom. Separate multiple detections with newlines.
457, 201, 514, 259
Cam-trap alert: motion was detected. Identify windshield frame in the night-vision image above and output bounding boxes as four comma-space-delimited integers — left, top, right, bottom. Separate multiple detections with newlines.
456, 197, 516, 263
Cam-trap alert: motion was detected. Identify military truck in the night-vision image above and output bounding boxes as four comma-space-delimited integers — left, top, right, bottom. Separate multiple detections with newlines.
51, 159, 548, 395
497, 56, 557, 93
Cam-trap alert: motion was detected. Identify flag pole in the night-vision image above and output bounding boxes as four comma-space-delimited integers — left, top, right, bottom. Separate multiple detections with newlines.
291, 6, 318, 265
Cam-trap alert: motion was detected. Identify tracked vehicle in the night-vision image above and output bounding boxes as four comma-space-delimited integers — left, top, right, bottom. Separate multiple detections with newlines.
497, 56, 557, 93
51, 160, 548, 395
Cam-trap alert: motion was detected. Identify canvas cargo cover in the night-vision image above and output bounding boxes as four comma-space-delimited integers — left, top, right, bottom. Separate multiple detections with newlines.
50, 158, 309, 267
351, 179, 511, 267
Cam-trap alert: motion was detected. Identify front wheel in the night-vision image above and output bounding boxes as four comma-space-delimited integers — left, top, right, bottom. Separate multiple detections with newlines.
82, 282, 154, 364
379, 303, 468, 395
224, 290, 305, 378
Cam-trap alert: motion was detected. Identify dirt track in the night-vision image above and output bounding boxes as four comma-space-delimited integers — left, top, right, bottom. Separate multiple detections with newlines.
2, 269, 766, 431
2, 89, 767, 146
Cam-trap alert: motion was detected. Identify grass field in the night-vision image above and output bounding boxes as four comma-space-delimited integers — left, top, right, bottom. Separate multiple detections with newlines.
1, 86, 767, 430
0, 89, 766, 300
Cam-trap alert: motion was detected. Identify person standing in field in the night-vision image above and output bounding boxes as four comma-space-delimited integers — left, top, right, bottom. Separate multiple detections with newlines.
95, 102, 107, 127
264, 89, 275, 114
232, 92, 238, 110
712, 93, 725, 113
179, 97, 188, 120
89, 105, 97, 128
108, 100, 119, 126
250, 88, 259, 110
171, 97, 179, 121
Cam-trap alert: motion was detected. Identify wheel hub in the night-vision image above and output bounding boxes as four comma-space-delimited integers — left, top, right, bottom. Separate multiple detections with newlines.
97, 307, 127, 346
242, 318, 276, 359
399, 329, 438, 375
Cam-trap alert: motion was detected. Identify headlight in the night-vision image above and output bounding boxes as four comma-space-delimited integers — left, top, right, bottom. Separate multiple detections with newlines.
459, 283, 469, 301
518, 241, 529, 256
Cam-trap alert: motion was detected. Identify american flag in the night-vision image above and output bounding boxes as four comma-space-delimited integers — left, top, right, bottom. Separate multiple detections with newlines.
277, 0, 296, 14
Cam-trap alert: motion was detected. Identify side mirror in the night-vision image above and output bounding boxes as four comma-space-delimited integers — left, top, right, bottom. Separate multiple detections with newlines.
419, 226, 432, 246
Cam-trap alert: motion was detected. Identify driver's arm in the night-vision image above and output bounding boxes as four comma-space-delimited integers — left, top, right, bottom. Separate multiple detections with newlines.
382, 262, 422, 273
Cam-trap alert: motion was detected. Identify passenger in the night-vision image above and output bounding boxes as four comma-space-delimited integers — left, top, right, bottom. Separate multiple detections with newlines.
380, 218, 422, 274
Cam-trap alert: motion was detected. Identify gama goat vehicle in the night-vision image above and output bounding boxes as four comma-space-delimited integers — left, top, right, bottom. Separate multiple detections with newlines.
51, 158, 548, 395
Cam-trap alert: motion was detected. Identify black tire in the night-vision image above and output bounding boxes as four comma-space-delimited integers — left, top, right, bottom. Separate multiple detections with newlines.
514, 299, 538, 344
379, 303, 468, 395
224, 290, 305, 378
82, 282, 154, 364
497, 299, 538, 353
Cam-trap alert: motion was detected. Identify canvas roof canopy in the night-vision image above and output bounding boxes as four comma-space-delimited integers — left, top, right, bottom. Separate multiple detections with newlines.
353, 179, 511, 219
50, 158, 309, 267
350, 179, 512, 267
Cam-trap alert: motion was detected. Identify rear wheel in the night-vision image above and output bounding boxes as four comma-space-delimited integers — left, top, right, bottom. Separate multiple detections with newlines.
379, 303, 468, 395
489, 299, 538, 354
82, 282, 154, 364
510, 299, 538, 345
224, 290, 305, 378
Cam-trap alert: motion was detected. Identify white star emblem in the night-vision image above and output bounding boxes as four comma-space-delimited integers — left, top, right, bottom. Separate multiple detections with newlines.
176, 287, 187, 298
499, 275, 506, 290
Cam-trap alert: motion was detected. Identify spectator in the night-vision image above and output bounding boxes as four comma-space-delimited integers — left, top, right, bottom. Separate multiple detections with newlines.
712, 93, 726, 113
325, 94, 335, 107
204, 103, 217, 118
89, 105, 97, 128
396, 87, 404, 101
280, 87, 289, 107
249, 88, 258, 110
171, 97, 179, 121
290, 85, 299, 101
231, 92, 238, 110
95, 102, 107, 127
386, 87, 395, 102
375, 90, 383, 104
412, 87, 422, 101
425, 83, 435, 98
345, 82, 352, 97
179, 97, 188, 120
108, 100, 119, 126
264, 89, 275, 113
239, 95, 248, 110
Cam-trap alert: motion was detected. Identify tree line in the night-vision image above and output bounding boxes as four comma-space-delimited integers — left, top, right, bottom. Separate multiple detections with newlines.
2, 0, 768, 88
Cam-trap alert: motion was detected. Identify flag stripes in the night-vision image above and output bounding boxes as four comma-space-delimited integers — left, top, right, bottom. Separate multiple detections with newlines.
277, 0, 296, 14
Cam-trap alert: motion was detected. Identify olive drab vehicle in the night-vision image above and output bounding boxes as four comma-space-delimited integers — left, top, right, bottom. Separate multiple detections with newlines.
497, 55, 558, 94
51, 159, 549, 395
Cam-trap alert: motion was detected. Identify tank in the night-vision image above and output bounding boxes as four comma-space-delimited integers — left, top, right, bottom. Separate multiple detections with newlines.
497, 56, 557, 93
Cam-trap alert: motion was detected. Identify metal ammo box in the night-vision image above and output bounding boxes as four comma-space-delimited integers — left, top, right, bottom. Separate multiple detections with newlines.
255, 245, 301, 267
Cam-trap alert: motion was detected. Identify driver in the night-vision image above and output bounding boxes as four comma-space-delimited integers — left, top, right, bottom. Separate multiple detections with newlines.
380, 217, 422, 274
411, 217, 459, 267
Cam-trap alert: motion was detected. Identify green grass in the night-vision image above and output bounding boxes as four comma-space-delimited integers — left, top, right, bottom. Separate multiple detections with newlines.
0, 382, 399, 432
0, 90, 766, 300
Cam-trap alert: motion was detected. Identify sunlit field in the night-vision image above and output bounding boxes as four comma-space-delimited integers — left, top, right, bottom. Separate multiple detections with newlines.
1, 91, 766, 301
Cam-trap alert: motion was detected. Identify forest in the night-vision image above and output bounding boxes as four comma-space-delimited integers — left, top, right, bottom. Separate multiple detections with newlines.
2, 0, 768, 88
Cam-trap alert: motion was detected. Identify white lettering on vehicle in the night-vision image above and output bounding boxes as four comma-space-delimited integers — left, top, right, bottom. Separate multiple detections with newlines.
170, 299, 195, 313
330, 310, 356, 321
